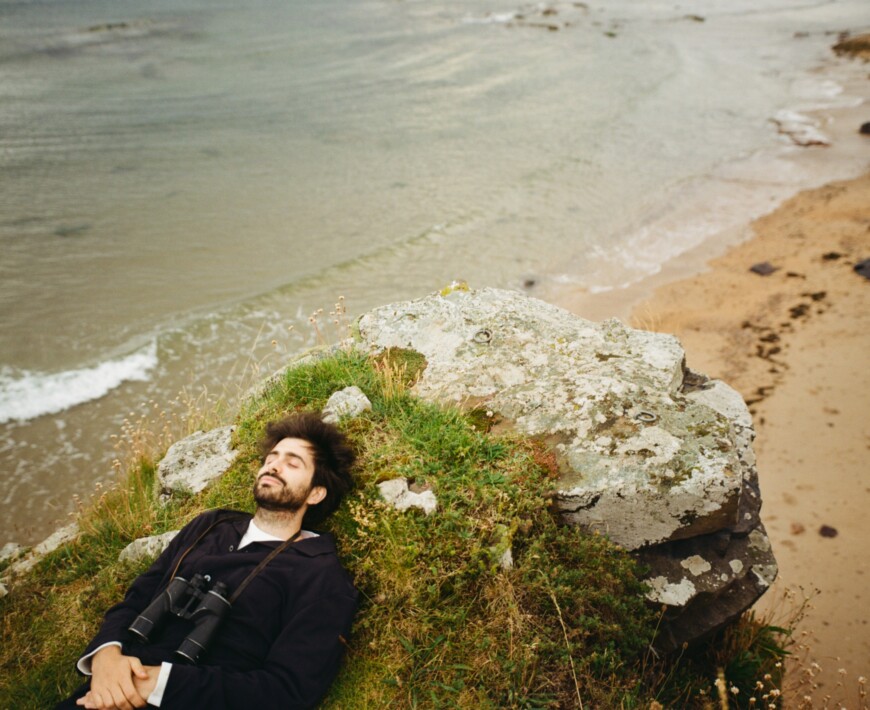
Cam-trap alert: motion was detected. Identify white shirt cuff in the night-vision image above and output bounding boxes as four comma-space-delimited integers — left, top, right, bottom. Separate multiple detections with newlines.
76, 641, 122, 675
147, 662, 172, 707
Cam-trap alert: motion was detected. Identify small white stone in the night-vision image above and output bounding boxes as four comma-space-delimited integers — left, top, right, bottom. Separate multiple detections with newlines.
119, 531, 180, 564
322, 386, 372, 424
158, 426, 237, 495
729, 559, 744, 575
377, 478, 437, 515
0, 542, 24, 564
498, 547, 514, 570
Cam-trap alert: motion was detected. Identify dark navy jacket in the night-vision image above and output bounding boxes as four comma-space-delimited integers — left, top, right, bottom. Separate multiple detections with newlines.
82, 509, 358, 709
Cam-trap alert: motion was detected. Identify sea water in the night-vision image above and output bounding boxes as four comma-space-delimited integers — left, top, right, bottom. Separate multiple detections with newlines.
1, 0, 867, 543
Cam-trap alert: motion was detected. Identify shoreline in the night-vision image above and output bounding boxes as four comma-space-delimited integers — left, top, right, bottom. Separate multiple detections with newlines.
540, 39, 870, 326
548, 38, 870, 706
616, 172, 870, 706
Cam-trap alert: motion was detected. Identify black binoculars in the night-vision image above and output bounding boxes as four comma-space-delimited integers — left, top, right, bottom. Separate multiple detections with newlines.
128, 573, 231, 664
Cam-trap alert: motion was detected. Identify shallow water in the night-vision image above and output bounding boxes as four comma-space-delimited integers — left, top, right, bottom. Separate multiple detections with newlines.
1, 0, 867, 543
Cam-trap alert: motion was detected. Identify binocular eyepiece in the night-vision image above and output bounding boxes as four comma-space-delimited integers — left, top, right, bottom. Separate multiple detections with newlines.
128, 574, 231, 664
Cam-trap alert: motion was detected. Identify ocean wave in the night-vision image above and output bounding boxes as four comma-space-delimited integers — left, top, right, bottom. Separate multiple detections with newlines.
0, 342, 158, 424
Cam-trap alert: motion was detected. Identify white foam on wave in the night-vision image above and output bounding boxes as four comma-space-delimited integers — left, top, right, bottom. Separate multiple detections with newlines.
0, 342, 158, 424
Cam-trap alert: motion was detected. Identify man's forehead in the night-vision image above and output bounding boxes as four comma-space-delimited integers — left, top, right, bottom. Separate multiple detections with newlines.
271, 437, 314, 461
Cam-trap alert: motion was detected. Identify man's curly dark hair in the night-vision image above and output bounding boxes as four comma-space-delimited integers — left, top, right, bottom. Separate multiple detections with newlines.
259, 411, 356, 525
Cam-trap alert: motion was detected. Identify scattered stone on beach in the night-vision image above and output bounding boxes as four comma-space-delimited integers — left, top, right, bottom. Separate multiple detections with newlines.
822, 251, 843, 261
158, 426, 237, 496
819, 525, 839, 538
683, 14, 705, 22
771, 110, 831, 147
832, 33, 870, 60
853, 258, 870, 280
750, 261, 779, 276
859, 122, 870, 136
791, 522, 806, 535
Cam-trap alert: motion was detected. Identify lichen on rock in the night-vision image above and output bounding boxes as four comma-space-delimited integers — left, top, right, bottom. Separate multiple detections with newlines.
356, 287, 776, 650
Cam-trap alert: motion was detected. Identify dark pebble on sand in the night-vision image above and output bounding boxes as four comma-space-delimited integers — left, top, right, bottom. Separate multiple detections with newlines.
854, 258, 870, 280
789, 303, 810, 318
822, 251, 843, 260
860, 121, 870, 135
819, 525, 838, 538
750, 261, 779, 276
523, 278, 536, 289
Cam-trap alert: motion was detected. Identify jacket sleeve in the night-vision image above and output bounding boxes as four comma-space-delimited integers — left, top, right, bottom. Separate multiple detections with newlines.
81, 514, 218, 659
159, 590, 358, 710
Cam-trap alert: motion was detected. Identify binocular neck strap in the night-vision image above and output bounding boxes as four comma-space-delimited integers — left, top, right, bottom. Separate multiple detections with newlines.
168, 515, 247, 581
229, 528, 303, 604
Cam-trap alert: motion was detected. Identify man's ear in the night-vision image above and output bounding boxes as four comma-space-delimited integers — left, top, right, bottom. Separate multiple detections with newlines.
306, 486, 327, 507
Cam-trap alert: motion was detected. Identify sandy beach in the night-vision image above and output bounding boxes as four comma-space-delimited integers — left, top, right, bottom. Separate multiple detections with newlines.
630, 172, 870, 707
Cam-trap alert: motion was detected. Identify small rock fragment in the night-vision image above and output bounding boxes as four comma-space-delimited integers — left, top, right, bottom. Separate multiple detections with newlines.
377, 478, 438, 515
790, 522, 805, 535
853, 258, 870, 280
860, 122, 870, 136
750, 262, 779, 276
119, 531, 180, 563
0, 542, 24, 564
322, 386, 372, 424
158, 426, 237, 496
819, 525, 838, 538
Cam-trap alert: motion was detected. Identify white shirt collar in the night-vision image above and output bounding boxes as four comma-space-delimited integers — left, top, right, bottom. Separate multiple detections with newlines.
238, 519, 318, 549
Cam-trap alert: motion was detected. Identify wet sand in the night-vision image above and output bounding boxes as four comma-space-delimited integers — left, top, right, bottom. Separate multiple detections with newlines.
626, 173, 870, 707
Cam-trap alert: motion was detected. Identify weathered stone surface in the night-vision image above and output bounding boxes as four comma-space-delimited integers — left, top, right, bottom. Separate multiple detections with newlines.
158, 426, 237, 496
377, 478, 438, 515
358, 288, 743, 550
357, 287, 774, 650
638, 525, 777, 651
0, 542, 24, 565
5, 522, 80, 578
119, 530, 179, 564
322, 386, 372, 424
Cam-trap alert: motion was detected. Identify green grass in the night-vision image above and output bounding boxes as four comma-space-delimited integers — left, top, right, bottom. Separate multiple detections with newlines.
0, 347, 793, 708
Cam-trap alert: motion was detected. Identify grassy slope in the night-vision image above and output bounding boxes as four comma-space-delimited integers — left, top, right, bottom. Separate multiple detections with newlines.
0, 348, 790, 709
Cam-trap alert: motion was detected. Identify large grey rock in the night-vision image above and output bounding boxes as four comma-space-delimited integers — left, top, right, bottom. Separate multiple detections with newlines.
158, 426, 237, 496
358, 287, 742, 550
357, 287, 774, 650
119, 530, 179, 563
322, 386, 372, 424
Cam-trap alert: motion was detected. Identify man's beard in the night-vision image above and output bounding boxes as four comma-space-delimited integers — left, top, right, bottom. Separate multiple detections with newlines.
252, 476, 311, 513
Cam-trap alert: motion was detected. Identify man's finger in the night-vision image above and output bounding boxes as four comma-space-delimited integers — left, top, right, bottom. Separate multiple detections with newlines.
108, 687, 133, 710
120, 676, 147, 708
128, 656, 149, 679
